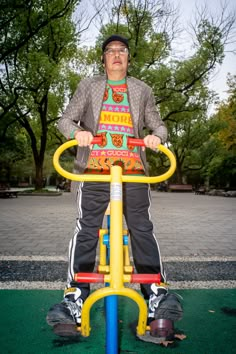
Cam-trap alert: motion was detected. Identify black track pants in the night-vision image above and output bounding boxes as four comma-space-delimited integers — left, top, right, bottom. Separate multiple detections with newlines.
67, 182, 166, 300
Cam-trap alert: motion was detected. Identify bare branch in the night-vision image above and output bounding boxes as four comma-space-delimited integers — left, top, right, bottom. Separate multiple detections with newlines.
0, 0, 78, 63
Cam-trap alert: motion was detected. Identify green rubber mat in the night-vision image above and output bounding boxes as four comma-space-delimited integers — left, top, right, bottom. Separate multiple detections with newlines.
0, 289, 235, 353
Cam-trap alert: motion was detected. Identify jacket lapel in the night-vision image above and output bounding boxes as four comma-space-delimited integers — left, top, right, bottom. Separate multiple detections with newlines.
127, 77, 141, 136
91, 77, 106, 132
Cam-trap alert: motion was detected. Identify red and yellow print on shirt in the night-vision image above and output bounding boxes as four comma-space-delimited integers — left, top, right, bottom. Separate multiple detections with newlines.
85, 79, 145, 175
86, 150, 144, 175
100, 111, 133, 127
103, 82, 128, 104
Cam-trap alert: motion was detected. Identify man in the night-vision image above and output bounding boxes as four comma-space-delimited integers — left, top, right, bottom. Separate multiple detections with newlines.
47, 34, 182, 339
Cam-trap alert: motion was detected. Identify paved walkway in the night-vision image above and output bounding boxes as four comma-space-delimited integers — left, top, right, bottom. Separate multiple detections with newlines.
1, 192, 235, 353
0, 191, 235, 259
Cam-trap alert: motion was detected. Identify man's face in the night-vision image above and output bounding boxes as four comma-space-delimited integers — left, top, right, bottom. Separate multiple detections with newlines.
103, 41, 129, 78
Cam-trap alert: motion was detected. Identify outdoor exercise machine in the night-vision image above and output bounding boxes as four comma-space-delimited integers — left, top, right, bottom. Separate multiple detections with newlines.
53, 137, 176, 353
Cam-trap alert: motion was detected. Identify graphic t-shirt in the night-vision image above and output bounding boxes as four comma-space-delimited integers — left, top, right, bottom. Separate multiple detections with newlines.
85, 79, 144, 175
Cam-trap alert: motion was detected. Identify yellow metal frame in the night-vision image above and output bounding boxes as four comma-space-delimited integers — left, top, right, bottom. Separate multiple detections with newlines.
53, 139, 176, 184
53, 139, 176, 337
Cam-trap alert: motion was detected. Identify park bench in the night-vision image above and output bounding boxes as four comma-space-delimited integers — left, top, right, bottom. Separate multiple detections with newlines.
18, 182, 30, 187
0, 184, 19, 198
168, 184, 193, 192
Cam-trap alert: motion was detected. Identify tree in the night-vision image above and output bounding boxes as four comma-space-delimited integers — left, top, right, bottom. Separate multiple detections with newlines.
216, 75, 236, 151
84, 0, 235, 182
205, 75, 236, 188
0, 114, 29, 183
0, 0, 78, 64
0, 0, 81, 119
1, 0, 235, 187
0, 0, 81, 189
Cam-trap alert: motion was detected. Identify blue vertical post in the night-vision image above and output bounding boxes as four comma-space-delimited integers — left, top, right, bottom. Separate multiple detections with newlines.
105, 295, 118, 354
105, 214, 118, 354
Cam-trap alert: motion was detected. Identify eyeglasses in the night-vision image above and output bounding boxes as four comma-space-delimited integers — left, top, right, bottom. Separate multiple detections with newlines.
104, 47, 129, 56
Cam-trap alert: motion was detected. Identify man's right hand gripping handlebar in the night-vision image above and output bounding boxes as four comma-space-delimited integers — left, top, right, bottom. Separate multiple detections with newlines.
74, 130, 95, 149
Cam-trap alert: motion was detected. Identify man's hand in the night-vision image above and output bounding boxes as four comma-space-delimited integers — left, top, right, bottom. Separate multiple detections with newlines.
74, 130, 94, 149
143, 135, 161, 151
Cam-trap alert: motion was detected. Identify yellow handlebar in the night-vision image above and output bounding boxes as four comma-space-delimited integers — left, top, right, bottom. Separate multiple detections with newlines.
53, 139, 176, 183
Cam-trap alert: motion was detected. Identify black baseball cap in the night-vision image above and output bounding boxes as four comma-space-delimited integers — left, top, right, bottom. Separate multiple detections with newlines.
102, 34, 129, 52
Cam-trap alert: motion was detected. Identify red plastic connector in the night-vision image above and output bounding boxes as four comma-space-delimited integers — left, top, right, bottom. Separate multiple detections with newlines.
130, 273, 161, 284
74, 273, 104, 283
92, 136, 102, 145
127, 137, 145, 147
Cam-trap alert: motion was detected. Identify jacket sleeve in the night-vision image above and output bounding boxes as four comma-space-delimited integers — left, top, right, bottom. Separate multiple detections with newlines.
57, 79, 90, 139
144, 88, 167, 143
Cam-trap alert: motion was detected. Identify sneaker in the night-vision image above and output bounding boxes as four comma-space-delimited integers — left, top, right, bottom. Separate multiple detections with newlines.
46, 287, 83, 326
148, 285, 183, 323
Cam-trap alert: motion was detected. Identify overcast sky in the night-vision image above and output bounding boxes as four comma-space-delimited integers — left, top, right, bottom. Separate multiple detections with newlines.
178, 0, 236, 101
78, 0, 236, 102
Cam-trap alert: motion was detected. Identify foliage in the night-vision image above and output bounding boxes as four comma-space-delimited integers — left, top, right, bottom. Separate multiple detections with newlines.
204, 75, 236, 188
0, 0, 80, 188
0, 0, 79, 63
85, 0, 234, 184
0, 116, 29, 182
0, 0, 235, 189
216, 76, 236, 151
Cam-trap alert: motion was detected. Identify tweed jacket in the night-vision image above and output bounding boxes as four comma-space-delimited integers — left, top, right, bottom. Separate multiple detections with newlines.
58, 75, 167, 174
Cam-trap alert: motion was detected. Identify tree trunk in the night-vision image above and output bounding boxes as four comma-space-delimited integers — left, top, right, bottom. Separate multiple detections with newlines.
175, 153, 183, 183
175, 164, 183, 184
34, 159, 44, 190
